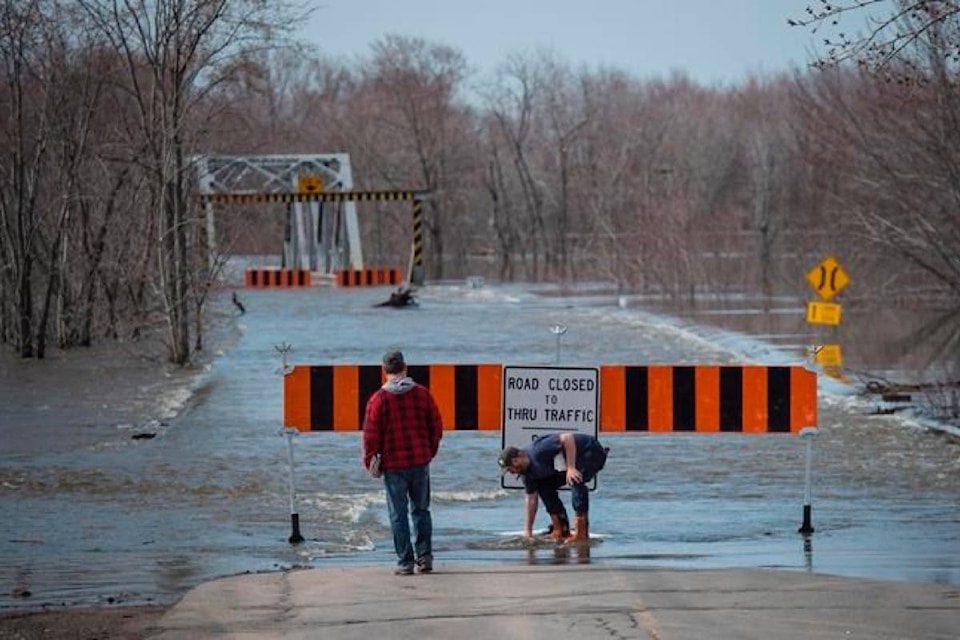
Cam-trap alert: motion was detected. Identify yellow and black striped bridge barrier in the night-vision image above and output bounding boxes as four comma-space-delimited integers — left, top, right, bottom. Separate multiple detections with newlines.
283, 364, 817, 433
336, 268, 403, 287
199, 190, 425, 205
245, 268, 312, 288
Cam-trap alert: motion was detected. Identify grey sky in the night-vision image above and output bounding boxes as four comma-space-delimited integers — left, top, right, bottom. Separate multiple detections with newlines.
301, 0, 835, 86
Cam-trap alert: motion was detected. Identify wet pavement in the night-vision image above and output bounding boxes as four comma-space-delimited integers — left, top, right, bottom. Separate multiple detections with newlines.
150, 564, 960, 640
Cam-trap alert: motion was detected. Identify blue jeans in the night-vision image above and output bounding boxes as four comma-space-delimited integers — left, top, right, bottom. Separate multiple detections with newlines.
538, 441, 608, 516
571, 441, 607, 514
538, 472, 593, 516
383, 464, 432, 567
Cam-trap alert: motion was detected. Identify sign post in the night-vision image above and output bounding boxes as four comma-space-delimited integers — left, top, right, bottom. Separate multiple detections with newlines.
501, 365, 599, 490
798, 427, 818, 536
800, 257, 846, 536
277, 342, 304, 544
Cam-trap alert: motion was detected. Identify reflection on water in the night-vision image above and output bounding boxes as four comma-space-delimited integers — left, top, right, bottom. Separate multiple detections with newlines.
635, 295, 960, 382
2, 283, 959, 611
526, 542, 592, 565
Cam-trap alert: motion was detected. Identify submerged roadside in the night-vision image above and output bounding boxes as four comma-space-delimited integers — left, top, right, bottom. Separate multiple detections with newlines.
616, 291, 960, 435
0, 291, 241, 457
0, 291, 240, 635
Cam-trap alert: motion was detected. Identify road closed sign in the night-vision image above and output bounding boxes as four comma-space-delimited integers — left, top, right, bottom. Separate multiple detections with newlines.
501, 366, 599, 489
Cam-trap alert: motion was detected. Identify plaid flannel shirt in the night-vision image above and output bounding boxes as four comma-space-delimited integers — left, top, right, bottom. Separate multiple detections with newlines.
362, 382, 443, 471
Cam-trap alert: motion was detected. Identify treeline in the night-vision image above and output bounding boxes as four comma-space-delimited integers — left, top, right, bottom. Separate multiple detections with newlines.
2, 0, 959, 364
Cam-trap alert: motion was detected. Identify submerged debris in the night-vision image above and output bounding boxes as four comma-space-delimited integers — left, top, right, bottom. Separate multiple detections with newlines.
376, 287, 417, 308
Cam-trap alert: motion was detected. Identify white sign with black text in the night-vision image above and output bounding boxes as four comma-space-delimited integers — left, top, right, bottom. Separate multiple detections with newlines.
500, 366, 599, 489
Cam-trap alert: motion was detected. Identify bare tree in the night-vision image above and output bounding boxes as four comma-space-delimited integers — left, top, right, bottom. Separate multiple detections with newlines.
576, 71, 672, 292
484, 54, 550, 281
735, 78, 801, 306
76, 0, 303, 364
793, 2, 960, 300
538, 56, 590, 281
480, 112, 526, 282
791, 0, 960, 74
359, 34, 470, 280
0, 0, 58, 357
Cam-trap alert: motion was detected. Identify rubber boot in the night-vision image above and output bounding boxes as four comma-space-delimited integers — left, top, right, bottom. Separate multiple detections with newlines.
565, 513, 589, 543
540, 509, 569, 538
548, 513, 569, 542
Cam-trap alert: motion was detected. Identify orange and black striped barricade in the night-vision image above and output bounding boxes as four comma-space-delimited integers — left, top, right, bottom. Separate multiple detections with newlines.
245, 268, 311, 288
284, 363, 817, 433
283, 363, 502, 431
599, 364, 816, 434
335, 268, 402, 287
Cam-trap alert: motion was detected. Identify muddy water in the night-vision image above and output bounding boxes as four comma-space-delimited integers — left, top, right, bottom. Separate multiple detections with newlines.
2, 283, 959, 611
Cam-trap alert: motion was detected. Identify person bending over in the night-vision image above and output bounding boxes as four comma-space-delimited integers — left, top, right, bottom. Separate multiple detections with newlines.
499, 433, 608, 543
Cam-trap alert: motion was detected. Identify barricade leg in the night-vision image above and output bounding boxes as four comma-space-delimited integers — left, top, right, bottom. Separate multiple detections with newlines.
798, 427, 818, 535
285, 428, 305, 544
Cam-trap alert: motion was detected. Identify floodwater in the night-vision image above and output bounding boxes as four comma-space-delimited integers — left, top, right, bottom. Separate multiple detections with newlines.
2, 282, 960, 611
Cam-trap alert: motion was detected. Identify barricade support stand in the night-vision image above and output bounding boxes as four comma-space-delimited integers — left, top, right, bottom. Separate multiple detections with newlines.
798, 427, 818, 535
276, 342, 305, 544
284, 428, 305, 544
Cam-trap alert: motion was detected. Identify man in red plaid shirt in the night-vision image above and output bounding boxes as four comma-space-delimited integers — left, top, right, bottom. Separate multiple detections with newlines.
362, 350, 443, 575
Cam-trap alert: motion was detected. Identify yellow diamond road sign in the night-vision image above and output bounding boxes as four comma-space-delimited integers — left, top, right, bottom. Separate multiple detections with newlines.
806, 256, 849, 301
297, 174, 324, 194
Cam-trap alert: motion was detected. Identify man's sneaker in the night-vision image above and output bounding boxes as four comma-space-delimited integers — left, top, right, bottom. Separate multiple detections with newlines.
394, 564, 414, 575
416, 555, 433, 574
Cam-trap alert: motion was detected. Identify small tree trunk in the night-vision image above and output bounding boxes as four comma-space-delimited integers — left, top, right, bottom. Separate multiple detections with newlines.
194, 296, 204, 352
17, 259, 34, 358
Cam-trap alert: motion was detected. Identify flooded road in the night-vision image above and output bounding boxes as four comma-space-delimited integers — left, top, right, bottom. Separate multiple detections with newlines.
2, 283, 959, 610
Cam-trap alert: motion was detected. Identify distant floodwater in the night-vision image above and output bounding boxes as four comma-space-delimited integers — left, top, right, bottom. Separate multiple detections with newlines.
2, 282, 958, 611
